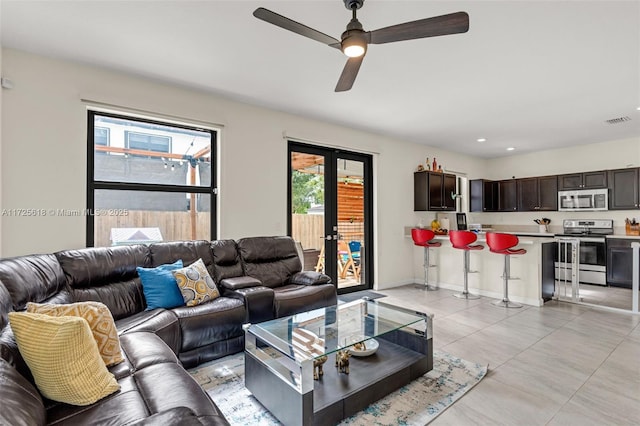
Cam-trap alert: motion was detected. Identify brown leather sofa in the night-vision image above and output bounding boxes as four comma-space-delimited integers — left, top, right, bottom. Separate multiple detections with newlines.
0, 236, 335, 425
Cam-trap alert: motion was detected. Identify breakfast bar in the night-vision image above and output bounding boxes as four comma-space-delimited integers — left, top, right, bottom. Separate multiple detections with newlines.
423, 233, 556, 307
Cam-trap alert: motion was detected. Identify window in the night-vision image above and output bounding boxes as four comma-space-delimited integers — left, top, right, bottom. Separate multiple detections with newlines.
87, 111, 217, 247
125, 131, 171, 153
95, 127, 110, 147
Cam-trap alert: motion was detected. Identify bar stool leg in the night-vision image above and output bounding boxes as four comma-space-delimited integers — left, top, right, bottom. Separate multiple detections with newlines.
416, 247, 438, 291
454, 250, 480, 299
492, 255, 522, 308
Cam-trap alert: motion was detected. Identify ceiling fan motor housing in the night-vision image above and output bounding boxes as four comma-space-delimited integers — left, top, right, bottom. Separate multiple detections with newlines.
343, 0, 364, 10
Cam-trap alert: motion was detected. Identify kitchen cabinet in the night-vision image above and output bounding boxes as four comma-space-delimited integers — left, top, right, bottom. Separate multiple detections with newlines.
414, 171, 456, 211
517, 175, 558, 211
606, 238, 639, 288
469, 179, 498, 212
608, 168, 639, 210
498, 179, 518, 211
558, 171, 607, 190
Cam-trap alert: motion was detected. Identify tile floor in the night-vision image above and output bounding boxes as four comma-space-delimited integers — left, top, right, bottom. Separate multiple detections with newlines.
375, 285, 640, 425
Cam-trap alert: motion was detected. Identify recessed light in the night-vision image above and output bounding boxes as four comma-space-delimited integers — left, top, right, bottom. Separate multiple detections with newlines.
637, 107, 640, 111
506, 147, 515, 151
477, 138, 486, 142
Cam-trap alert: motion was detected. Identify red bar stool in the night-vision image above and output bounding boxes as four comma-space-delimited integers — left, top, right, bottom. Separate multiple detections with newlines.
486, 232, 526, 308
449, 230, 483, 300
411, 228, 441, 291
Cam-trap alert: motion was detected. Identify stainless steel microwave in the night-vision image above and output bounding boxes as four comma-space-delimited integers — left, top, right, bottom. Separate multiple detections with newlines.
558, 189, 608, 211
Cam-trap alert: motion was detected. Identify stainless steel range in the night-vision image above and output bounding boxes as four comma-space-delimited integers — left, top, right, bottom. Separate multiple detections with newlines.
555, 219, 613, 286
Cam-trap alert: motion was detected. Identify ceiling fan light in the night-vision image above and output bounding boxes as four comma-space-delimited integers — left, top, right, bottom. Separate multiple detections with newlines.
344, 44, 365, 57
342, 32, 367, 58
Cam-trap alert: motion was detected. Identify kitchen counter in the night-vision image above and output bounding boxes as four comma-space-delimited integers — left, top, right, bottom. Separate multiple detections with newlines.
416, 235, 555, 307
606, 234, 640, 240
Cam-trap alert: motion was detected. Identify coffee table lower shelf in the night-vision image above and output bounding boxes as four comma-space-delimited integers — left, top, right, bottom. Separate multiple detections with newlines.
245, 337, 433, 426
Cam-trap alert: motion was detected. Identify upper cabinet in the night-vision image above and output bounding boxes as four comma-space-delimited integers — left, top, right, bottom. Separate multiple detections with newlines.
517, 175, 558, 211
469, 179, 498, 212
608, 168, 639, 210
498, 180, 518, 212
414, 171, 457, 211
558, 171, 607, 190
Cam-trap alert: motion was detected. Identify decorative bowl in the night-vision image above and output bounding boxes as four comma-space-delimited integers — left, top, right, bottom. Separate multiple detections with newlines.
349, 338, 379, 357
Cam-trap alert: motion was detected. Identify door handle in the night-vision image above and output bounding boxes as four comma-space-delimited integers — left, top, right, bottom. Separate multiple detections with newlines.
325, 235, 338, 240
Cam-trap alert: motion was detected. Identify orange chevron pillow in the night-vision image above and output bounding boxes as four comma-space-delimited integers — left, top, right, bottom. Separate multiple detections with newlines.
27, 301, 123, 366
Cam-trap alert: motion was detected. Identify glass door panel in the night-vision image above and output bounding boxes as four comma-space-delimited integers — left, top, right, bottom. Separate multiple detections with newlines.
336, 157, 365, 290
290, 151, 329, 275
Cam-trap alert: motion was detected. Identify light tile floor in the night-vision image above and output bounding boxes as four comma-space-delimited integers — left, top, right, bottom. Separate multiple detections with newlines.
376, 285, 640, 425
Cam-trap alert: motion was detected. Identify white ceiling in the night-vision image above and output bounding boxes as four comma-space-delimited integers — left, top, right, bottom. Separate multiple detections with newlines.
1, 0, 639, 158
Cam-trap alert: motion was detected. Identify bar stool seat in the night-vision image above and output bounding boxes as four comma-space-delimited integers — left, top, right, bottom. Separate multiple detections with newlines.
411, 228, 441, 291
486, 232, 526, 308
449, 230, 483, 300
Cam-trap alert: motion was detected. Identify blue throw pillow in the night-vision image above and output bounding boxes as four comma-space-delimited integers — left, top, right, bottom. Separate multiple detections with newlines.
137, 260, 184, 310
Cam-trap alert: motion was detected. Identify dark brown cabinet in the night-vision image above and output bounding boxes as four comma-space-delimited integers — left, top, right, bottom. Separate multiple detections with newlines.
517, 175, 558, 211
608, 168, 639, 210
469, 179, 498, 212
414, 171, 456, 211
606, 238, 640, 288
498, 180, 518, 211
558, 171, 607, 190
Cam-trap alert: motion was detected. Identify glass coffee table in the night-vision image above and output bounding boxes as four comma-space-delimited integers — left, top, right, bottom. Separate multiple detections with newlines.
244, 298, 433, 426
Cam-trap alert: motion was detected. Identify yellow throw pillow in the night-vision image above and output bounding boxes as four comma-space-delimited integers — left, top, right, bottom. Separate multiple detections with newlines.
26, 301, 123, 366
172, 258, 220, 307
9, 312, 120, 406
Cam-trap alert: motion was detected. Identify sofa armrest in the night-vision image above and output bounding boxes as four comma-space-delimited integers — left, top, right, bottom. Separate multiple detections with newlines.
289, 271, 331, 286
219, 276, 262, 290
222, 286, 275, 324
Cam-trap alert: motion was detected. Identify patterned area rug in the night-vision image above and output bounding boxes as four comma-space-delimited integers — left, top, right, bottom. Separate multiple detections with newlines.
190, 350, 487, 425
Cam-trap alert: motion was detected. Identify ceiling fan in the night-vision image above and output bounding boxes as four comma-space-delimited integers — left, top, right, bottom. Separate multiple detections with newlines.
253, 0, 469, 92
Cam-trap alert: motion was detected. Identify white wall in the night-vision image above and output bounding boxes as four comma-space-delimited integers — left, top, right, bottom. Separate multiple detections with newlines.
0, 48, 485, 289
471, 137, 640, 233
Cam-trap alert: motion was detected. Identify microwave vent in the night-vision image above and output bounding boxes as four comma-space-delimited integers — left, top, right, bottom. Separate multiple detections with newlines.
605, 116, 632, 125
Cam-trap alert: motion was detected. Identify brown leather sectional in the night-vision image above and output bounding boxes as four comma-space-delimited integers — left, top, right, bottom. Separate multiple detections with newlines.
0, 236, 336, 425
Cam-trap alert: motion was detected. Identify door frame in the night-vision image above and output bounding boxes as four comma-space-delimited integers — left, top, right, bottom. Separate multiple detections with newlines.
287, 141, 373, 294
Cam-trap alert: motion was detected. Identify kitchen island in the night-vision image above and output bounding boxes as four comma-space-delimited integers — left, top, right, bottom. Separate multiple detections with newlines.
420, 233, 556, 307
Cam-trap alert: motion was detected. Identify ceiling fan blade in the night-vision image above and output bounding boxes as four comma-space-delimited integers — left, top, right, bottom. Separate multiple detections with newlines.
335, 56, 364, 92
253, 7, 340, 47
369, 11, 469, 44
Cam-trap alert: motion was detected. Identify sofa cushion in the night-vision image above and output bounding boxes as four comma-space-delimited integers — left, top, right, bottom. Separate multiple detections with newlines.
149, 241, 215, 276
210, 239, 243, 282
172, 297, 245, 352
0, 254, 68, 311
56, 245, 151, 320
137, 260, 185, 310
173, 259, 220, 307
9, 312, 120, 406
0, 359, 46, 426
27, 301, 123, 367
45, 376, 149, 426
237, 236, 302, 288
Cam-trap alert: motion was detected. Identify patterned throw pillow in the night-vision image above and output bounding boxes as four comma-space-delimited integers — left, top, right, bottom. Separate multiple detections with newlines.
27, 301, 123, 366
8, 312, 120, 406
172, 258, 220, 307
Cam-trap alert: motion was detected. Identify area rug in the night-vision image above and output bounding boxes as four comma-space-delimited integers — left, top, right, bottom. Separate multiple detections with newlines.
189, 350, 487, 425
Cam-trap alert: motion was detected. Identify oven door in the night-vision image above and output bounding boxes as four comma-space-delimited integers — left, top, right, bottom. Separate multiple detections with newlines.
556, 238, 606, 285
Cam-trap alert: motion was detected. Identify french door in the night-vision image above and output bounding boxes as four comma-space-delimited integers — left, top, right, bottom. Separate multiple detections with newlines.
288, 142, 373, 294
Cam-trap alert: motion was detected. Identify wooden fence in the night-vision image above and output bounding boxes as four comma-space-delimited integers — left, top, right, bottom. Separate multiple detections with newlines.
94, 210, 210, 247
292, 214, 364, 250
